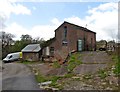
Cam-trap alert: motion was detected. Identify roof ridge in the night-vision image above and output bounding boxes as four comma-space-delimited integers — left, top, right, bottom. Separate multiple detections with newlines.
55, 21, 96, 34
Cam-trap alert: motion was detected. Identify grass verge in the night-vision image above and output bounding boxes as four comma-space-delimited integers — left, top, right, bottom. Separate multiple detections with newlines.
112, 55, 120, 76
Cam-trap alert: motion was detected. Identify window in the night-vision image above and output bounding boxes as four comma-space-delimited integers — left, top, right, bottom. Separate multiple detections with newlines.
50, 47, 54, 56
9, 55, 12, 59
62, 40, 68, 46
62, 26, 68, 46
64, 26, 67, 39
50, 47, 54, 55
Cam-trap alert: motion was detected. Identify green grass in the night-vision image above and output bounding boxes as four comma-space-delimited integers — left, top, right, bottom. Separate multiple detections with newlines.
52, 61, 61, 68
67, 53, 82, 72
21, 60, 43, 65
112, 55, 120, 76
63, 73, 74, 78
35, 73, 64, 89
98, 69, 108, 79
35, 72, 75, 90
35, 74, 49, 82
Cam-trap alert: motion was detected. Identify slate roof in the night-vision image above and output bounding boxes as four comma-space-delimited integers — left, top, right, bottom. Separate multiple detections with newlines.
55, 21, 96, 34
22, 44, 41, 52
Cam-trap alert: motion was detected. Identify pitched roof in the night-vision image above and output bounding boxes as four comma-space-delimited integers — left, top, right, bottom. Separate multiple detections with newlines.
22, 44, 41, 52
55, 21, 96, 34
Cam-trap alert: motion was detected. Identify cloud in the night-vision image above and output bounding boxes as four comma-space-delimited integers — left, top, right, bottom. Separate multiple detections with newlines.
4, 22, 57, 41
0, 0, 31, 19
51, 18, 62, 26
3, 2, 118, 42
63, 2, 118, 41
88, 2, 117, 14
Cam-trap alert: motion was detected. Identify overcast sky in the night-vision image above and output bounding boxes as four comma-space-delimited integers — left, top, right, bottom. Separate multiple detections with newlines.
0, 0, 118, 41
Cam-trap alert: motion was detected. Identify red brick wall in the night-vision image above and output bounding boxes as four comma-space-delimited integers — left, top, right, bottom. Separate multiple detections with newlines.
50, 22, 96, 52
45, 22, 96, 62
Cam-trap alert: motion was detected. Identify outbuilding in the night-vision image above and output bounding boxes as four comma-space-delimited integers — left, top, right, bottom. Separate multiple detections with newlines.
22, 44, 41, 61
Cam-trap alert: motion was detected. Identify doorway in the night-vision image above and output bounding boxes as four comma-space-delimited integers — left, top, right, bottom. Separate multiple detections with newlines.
77, 39, 83, 51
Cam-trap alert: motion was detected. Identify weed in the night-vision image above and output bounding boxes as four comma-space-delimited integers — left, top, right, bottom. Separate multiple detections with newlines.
35, 74, 48, 82
98, 69, 108, 79
113, 56, 120, 76
83, 74, 92, 80
52, 61, 61, 68
51, 76, 62, 83
63, 73, 74, 78
49, 76, 63, 90
21, 60, 41, 64
67, 62, 76, 72
67, 53, 82, 72
49, 83, 63, 90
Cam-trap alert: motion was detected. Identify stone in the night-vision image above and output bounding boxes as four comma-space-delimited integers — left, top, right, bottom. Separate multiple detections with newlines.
52, 88, 59, 90
40, 81, 52, 86
101, 82, 106, 85
72, 76, 80, 79
106, 87, 112, 90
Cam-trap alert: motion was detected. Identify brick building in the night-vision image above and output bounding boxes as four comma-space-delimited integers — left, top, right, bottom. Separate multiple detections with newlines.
43, 21, 96, 63
22, 44, 42, 61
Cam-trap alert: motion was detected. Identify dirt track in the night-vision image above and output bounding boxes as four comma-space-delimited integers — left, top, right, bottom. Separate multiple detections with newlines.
2, 63, 40, 90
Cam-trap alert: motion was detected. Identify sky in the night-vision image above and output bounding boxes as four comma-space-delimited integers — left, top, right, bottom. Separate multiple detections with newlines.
0, 0, 118, 42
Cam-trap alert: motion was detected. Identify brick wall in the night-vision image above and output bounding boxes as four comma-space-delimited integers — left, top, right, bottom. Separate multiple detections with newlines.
52, 22, 96, 52
22, 52, 40, 61
44, 22, 96, 63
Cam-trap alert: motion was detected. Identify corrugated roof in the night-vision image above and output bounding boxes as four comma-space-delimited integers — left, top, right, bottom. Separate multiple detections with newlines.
21, 44, 41, 52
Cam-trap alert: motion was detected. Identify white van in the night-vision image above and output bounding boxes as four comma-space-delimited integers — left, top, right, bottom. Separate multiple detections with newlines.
3, 52, 21, 63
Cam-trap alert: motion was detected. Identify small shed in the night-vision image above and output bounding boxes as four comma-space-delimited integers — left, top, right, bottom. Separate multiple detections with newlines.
21, 44, 41, 61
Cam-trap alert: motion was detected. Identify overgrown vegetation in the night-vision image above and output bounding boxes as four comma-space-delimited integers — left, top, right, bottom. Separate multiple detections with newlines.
52, 61, 61, 68
98, 69, 108, 79
35, 71, 75, 90
35, 73, 64, 90
67, 53, 82, 72
35, 73, 49, 82
112, 55, 120, 76
83, 74, 92, 80
63, 73, 75, 78
21, 60, 42, 65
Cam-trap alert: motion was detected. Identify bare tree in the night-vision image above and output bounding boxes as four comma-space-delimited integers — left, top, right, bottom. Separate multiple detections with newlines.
2, 31, 15, 47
